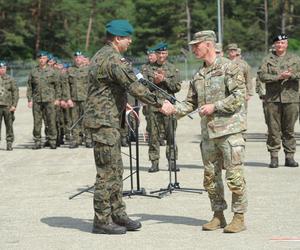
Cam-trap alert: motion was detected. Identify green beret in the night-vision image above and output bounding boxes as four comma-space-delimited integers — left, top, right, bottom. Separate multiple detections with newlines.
0, 60, 7, 67
154, 42, 168, 52
74, 51, 83, 56
146, 47, 156, 54
227, 43, 238, 50
189, 30, 216, 45
37, 50, 48, 57
106, 19, 134, 37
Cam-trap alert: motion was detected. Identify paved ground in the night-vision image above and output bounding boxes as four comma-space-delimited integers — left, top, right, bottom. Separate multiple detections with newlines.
0, 85, 300, 250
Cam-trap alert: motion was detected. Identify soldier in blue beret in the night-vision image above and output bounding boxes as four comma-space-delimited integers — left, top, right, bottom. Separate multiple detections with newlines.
84, 19, 170, 234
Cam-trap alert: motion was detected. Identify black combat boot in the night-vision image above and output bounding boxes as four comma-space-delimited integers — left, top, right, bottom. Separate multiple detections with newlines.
69, 141, 79, 149
85, 141, 93, 148
32, 142, 42, 150
148, 160, 159, 173
112, 216, 142, 231
6, 142, 13, 151
285, 158, 299, 167
269, 157, 279, 168
92, 222, 127, 235
159, 138, 166, 146
49, 144, 57, 149
43, 141, 50, 147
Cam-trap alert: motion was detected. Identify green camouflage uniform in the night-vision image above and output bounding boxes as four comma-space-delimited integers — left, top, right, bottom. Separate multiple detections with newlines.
83, 44, 163, 225
0, 74, 19, 144
27, 66, 59, 146
258, 52, 300, 158
255, 75, 268, 125
67, 65, 92, 145
176, 56, 247, 213
144, 61, 181, 162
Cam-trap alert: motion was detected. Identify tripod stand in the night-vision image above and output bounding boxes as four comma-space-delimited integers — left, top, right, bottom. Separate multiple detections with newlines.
69, 99, 159, 200
122, 99, 160, 199
150, 113, 204, 198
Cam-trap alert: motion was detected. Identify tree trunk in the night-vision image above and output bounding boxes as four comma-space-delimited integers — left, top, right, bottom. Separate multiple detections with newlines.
264, 0, 269, 53
85, 0, 96, 51
186, 0, 191, 52
35, 0, 42, 55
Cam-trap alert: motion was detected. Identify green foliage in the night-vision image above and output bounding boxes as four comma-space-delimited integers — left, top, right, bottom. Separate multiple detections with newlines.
0, 0, 300, 60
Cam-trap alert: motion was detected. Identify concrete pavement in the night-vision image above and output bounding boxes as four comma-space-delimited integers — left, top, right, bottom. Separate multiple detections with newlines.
0, 85, 299, 250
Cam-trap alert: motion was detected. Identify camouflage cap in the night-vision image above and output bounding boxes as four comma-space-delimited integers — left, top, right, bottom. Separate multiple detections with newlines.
189, 30, 216, 45
227, 43, 238, 50
0, 60, 7, 67
215, 43, 223, 52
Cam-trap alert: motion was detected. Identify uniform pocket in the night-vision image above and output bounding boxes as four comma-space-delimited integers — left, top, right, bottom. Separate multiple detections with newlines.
94, 142, 113, 167
228, 134, 245, 165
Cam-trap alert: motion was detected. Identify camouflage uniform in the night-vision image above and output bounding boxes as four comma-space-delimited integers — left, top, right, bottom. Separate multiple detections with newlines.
255, 75, 268, 125
233, 58, 253, 98
83, 44, 163, 225
144, 61, 181, 162
27, 65, 59, 147
0, 74, 19, 145
176, 56, 247, 213
258, 52, 300, 158
67, 65, 92, 146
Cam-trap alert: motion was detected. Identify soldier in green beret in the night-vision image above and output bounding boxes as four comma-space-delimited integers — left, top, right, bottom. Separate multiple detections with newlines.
83, 19, 169, 234
144, 42, 181, 173
161, 30, 248, 233
27, 51, 60, 149
258, 34, 300, 168
0, 61, 19, 150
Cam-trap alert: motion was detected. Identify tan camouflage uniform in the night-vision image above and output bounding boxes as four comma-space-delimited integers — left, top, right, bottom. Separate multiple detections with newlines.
176, 56, 247, 213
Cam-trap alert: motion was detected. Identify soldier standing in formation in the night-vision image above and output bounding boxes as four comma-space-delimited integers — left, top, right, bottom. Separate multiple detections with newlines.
144, 42, 181, 173
27, 51, 60, 149
0, 61, 19, 151
258, 34, 300, 168
67, 51, 92, 148
163, 30, 248, 233
83, 19, 168, 234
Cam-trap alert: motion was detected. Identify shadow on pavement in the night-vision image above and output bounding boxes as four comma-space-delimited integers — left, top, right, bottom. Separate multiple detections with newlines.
245, 161, 269, 168
41, 217, 93, 233
133, 213, 208, 226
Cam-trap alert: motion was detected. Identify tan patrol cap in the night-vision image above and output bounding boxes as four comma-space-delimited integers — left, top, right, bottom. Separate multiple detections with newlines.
189, 30, 216, 45
227, 43, 238, 50
215, 43, 223, 52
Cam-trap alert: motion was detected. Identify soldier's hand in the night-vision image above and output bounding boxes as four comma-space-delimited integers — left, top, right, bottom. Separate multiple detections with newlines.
28, 101, 33, 108
279, 70, 292, 80
154, 71, 165, 84
54, 99, 60, 106
200, 104, 215, 116
67, 99, 74, 108
60, 100, 67, 108
159, 100, 176, 115
9, 106, 16, 112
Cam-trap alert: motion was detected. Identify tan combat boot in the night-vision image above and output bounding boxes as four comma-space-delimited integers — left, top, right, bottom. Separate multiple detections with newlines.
202, 211, 227, 231
223, 213, 246, 233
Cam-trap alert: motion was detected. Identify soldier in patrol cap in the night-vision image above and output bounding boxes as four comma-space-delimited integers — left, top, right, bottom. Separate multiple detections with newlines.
144, 42, 181, 173
161, 30, 248, 233
83, 19, 169, 234
0, 60, 19, 150
258, 34, 300, 168
215, 43, 224, 57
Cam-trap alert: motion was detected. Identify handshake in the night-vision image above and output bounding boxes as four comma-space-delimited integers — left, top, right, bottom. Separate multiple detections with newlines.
159, 100, 177, 116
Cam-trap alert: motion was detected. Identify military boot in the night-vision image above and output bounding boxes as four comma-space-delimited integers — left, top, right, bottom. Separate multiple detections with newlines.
112, 216, 142, 231
32, 142, 42, 150
223, 213, 246, 233
285, 158, 299, 167
69, 141, 79, 149
85, 141, 93, 148
202, 211, 227, 231
269, 157, 279, 168
92, 222, 127, 235
6, 142, 13, 151
148, 160, 159, 173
